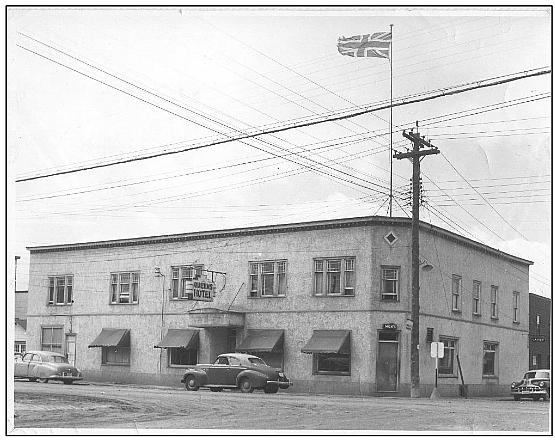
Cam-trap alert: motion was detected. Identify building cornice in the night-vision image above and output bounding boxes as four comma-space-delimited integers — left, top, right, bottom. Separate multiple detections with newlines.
26, 216, 533, 266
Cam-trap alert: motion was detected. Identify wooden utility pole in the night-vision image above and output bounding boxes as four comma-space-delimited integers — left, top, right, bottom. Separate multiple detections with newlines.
394, 124, 439, 398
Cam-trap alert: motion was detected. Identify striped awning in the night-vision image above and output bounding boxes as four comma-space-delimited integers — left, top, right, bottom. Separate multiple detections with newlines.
88, 328, 130, 348
154, 329, 199, 349
301, 330, 351, 354
236, 329, 284, 353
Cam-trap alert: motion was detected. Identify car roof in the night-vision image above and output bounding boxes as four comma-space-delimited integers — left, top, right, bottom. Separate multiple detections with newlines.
25, 351, 66, 358
218, 353, 259, 360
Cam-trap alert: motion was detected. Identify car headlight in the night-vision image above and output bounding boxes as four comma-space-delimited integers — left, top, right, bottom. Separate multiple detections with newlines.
278, 372, 284, 377
539, 381, 545, 387
511, 382, 516, 388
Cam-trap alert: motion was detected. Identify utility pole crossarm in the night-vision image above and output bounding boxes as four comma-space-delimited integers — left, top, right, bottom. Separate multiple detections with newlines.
393, 148, 440, 159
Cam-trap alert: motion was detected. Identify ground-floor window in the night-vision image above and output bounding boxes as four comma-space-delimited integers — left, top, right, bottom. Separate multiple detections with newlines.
41, 326, 63, 353
102, 347, 130, 366
15, 341, 26, 354
483, 341, 498, 376
438, 337, 458, 376
314, 353, 350, 375
169, 348, 197, 366
250, 352, 284, 370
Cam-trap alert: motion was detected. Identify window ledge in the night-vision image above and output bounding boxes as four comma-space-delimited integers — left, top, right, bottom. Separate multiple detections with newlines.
482, 375, 499, 379
513, 321, 520, 325
451, 309, 462, 314
313, 294, 355, 298
490, 316, 499, 321
472, 313, 481, 317
313, 372, 351, 377
439, 374, 458, 379
109, 303, 139, 305
380, 298, 399, 303
248, 295, 287, 299
101, 363, 130, 367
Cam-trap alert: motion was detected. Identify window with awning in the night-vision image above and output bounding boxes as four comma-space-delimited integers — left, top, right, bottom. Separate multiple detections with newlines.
155, 329, 199, 367
236, 329, 284, 353
301, 330, 350, 354
89, 328, 131, 366
302, 330, 351, 375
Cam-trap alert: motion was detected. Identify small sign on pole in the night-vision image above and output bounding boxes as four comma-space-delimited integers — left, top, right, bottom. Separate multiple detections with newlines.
430, 341, 444, 399
430, 341, 444, 358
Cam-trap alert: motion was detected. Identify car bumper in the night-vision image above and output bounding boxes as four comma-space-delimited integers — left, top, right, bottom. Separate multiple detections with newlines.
511, 387, 548, 396
266, 380, 292, 389
47, 375, 83, 381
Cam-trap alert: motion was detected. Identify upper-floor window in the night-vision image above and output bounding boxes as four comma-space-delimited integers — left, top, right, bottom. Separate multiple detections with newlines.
512, 291, 520, 323
110, 272, 139, 304
472, 280, 481, 316
381, 266, 399, 301
490, 285, 498, 319
249, 260, 287, 297
314, 257, 355, 297
171, 265, 203, 300
452, 275, 462, 312
48, 275, 73, 305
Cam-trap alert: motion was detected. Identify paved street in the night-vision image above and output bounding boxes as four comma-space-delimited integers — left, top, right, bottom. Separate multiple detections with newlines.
11, 380, 550, 432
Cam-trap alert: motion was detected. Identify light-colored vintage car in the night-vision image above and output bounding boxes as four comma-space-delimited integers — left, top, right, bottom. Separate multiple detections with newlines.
181, 353, 292, 393
14, 351, 83, 384
511, 369, 550, 401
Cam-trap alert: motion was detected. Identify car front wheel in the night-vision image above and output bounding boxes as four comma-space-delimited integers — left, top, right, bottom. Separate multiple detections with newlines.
63, 380, 74, 385
513, 395, 521, 401
37, 378, 49, 383
184, 375, 199, 391
239, 377, 254, 393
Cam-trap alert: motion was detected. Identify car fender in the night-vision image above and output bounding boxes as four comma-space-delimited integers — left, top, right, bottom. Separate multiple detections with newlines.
31, 364, 55, 378
236, 369, 269, 388
182, 368, 208, 386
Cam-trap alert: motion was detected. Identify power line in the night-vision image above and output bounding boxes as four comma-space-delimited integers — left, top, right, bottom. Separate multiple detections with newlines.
14, 48, 551, 183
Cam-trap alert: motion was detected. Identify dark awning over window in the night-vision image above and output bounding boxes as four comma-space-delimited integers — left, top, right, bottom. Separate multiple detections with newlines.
154, 329, 199, 349
301, 330, 351, 354
236, 329, 284, 353
88, 328, 130, 348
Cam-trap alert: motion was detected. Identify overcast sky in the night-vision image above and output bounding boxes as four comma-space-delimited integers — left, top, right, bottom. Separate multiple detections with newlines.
8, 6, 551, 297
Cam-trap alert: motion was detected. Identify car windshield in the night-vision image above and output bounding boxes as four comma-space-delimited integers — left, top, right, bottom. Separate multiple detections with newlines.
248, 357, 267, 366
47, 355, 69, 363
524, 371, 549, 379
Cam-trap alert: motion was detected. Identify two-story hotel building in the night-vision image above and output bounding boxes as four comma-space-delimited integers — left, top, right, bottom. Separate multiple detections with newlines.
25, 216, 531, 396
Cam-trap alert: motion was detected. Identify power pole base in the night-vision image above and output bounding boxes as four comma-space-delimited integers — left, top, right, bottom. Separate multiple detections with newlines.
410, 386, 421, 398
430, 387, 441, 400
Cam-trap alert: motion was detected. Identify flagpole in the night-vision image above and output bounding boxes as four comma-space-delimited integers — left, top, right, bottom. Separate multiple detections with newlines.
389, 23, 393, 217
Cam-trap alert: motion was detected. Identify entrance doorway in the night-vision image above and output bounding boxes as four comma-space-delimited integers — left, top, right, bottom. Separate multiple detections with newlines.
376, 330, 399, 392
65, 334, 76, 366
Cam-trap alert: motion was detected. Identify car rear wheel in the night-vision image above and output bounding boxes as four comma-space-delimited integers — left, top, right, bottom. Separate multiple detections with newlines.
544, 392, 550, 401
264, 385, 279, 394
28, 378, 36, 382
513, 395, 521, 401
184, 375, 199, 391
209, 387, 223, 392
239, 377, 254, 393
63, 380, 74, 385
533, 395, 541, 401
37, 378, 49, 383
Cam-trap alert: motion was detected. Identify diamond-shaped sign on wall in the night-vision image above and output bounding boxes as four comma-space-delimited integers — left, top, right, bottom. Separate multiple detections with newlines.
384, 231, 398, 245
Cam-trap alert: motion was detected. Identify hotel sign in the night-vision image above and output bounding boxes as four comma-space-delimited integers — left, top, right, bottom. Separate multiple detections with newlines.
185, 277, 216, 302
382, 323, 397, 330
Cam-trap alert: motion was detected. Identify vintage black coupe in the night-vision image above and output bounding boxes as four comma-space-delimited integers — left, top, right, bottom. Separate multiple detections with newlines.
181, 353, 292, 393
511, 369, 550, 401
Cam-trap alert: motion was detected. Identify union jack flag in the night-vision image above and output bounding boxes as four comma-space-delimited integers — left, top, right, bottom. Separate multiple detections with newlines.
337, 32, 391, 58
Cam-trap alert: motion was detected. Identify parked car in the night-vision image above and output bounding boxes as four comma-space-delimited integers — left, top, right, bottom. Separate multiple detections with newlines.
511, 369, 550, 401
181, 353, 292, 393
14, 351, 83, 384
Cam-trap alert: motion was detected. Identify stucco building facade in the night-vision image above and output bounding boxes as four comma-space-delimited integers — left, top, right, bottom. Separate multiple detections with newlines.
25, 216, 531, 396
